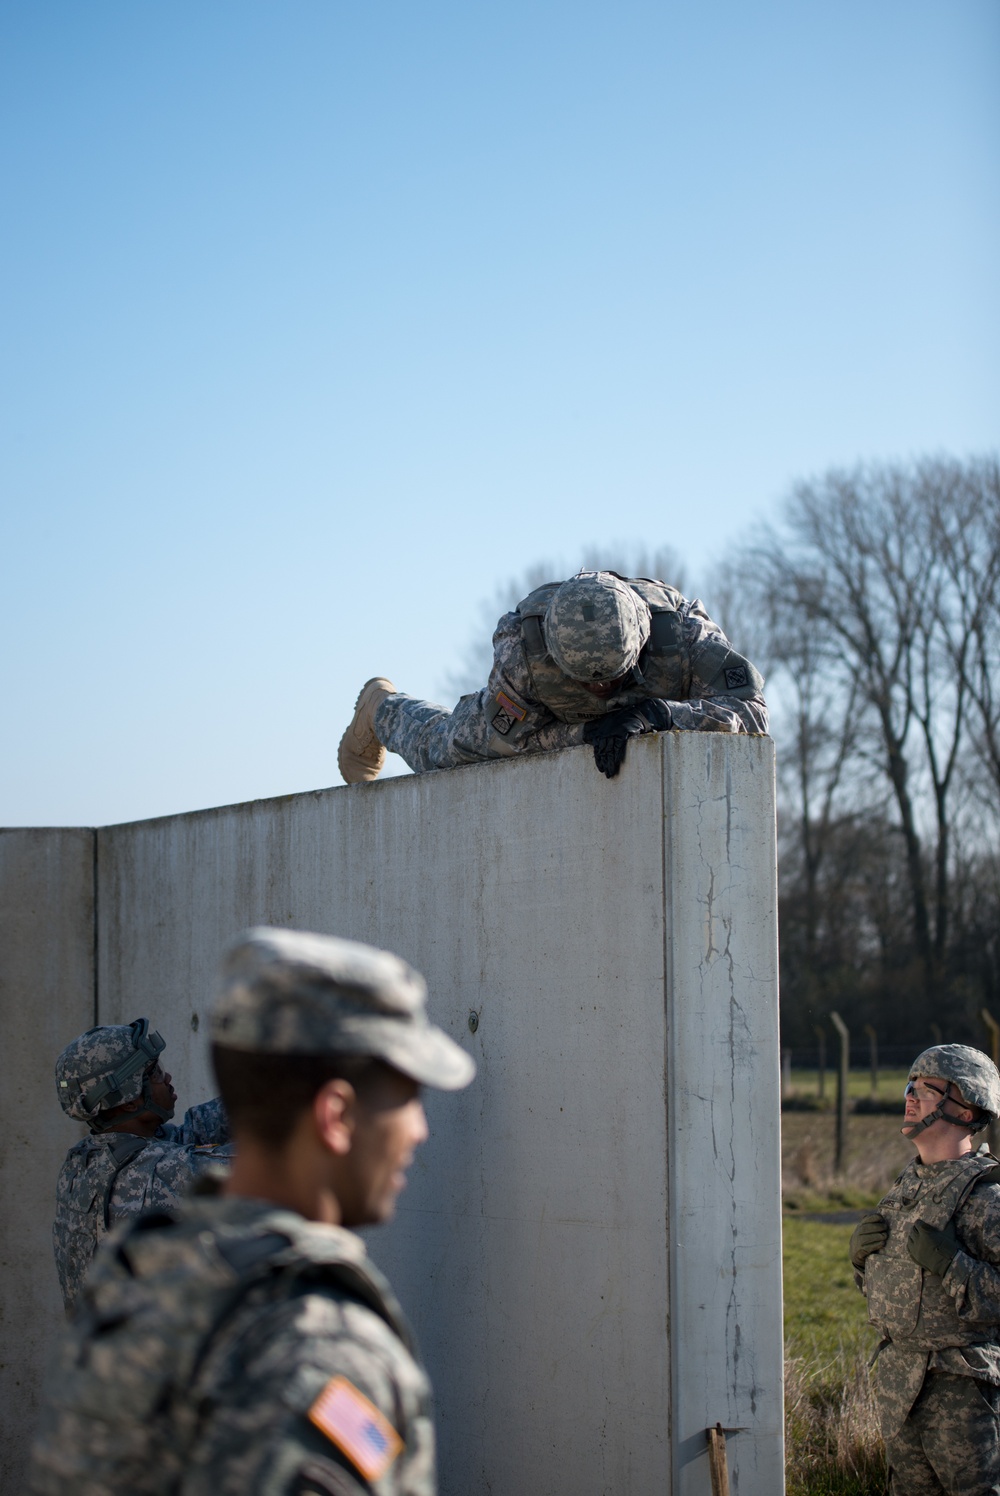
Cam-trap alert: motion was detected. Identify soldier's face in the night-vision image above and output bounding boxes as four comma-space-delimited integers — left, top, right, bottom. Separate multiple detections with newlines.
903, 1076, 951, 1126
580, 674, 629, 699
146, 1061, 177, 1119
340, 1068, 429, 1227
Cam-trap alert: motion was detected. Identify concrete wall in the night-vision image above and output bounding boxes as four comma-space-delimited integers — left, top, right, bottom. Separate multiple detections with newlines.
0, 829, 95, 1491
97, 734, 783, 1494
3, 733, 784, 1494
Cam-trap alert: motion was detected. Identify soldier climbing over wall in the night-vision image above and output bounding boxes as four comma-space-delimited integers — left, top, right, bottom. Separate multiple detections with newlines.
338, 569, 768, 784
52, 1018, 231, 1314
29, 926, 475, 1496
850, 1044, 1000, 1496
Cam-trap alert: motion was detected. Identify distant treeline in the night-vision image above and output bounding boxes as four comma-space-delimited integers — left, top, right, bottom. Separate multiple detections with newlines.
717, 454, 1000, 1050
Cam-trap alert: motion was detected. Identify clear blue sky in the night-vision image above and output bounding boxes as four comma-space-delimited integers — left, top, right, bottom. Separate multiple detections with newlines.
2, 1, 997, 826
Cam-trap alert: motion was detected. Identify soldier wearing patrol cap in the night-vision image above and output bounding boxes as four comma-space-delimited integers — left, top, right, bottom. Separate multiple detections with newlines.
850, 1044, 1000, 1495
52, 1018, 231, 1314
337, 569, 768, 784
28, 927, 475, 1496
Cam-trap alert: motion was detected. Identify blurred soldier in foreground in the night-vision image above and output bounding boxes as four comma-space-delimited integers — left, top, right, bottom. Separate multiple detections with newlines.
29, 926, 475, 1496
338, 569, 767, 784
850, 1044, 1000, 1495
53, 1018, 231, 1314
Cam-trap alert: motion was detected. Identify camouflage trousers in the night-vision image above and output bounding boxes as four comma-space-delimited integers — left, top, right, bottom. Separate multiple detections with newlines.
887, 1373, 1000, 1496
374, 692, 584, 774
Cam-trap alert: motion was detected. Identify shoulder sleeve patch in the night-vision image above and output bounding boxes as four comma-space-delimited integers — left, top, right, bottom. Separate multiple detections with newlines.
491, 690, 528, 736
307, 1375, 403, 1482
496, 690, 526, 721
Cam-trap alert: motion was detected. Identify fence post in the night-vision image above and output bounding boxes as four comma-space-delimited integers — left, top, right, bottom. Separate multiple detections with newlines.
813, 1023, 826, 1100
930, 1022, 943, 1045
864, 1022, 878, 1098
830, 1012, 850, 1174
982, 1010, 1000, 1157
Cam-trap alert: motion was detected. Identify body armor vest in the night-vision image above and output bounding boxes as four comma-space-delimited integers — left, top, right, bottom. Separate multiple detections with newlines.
516, 578, 689, 723
63, 1133, 149, 1244
866, 1154, 998, 1347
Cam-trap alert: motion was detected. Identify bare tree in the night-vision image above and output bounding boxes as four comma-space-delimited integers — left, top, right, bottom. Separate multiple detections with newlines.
927, 456, 1000, 802
751, 455, 1000, 1020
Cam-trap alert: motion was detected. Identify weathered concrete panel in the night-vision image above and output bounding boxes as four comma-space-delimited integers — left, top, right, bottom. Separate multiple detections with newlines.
95, 734, 783, 1494
0, 829, 95, 1492
663, 737, 784, 1494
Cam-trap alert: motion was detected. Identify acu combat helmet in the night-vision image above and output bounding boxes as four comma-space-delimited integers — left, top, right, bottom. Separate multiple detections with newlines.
543, 571, 651, 684
903, 1043, 1000, 1137
55, 1018, 171, 1131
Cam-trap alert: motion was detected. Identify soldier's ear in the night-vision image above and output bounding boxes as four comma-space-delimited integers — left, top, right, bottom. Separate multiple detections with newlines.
312, 1079, 356, 1157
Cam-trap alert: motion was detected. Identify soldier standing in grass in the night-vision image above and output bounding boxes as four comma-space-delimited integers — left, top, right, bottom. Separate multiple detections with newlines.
850, 1045, 1000, 1496
338, 569, 767, 784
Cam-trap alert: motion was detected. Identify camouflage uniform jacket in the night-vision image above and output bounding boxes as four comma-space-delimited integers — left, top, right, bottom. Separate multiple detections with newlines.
52, 1096, 231, 1314
860, 1153, 1000, 1439
28, 1189, 435, 1496
483, 579, 768, 755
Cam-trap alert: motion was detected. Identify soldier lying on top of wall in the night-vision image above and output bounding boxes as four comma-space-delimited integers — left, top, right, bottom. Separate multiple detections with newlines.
338, 569, 768, 785
52, 1017, 231, 1314
851, 1044, 1000, 1496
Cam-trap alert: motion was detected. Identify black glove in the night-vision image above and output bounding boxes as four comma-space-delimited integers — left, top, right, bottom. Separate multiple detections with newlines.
907, 1217, 961, 1277
582, 700, 673, 779
849, 1212, 889, 1270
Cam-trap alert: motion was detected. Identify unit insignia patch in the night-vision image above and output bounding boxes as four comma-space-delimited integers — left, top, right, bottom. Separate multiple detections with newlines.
492, 691, 527, 736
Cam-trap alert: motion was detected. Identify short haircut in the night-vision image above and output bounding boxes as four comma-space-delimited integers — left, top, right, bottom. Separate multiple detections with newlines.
211, 1045, 383, 1150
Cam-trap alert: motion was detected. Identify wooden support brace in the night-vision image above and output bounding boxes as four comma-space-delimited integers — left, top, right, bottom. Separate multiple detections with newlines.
706, 1423, 731, 1496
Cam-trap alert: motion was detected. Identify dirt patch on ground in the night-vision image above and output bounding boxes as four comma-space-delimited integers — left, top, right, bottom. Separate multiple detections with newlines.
781, 1111, 914, 1201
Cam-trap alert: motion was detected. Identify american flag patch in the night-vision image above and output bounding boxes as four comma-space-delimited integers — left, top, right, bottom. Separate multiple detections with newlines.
307, 1376, 403, 1481
495, 690, 526, 721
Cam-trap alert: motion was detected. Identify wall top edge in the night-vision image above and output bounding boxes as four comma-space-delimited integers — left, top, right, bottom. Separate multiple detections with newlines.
9, 733, 774, 837
0, 825, 97, 838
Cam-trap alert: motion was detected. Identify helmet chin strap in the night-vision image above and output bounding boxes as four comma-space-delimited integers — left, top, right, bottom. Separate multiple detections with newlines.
902, 1101, 976, 1138
90, 1072, 174, 1131
139, 1072, 175, 1124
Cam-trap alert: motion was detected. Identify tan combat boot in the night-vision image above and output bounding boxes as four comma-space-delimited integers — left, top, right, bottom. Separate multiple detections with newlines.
338, 677, 397, 784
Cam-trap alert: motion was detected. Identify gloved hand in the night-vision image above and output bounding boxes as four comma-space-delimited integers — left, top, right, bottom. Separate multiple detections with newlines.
582, 700, 673, 779
907, 1217, 962, 1277
849, 1212, 889, 1270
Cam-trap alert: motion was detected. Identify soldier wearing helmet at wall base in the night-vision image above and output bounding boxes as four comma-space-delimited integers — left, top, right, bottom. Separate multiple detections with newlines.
849, 1044, 1000, 1495
29, 926, 475, 1496
53, 1018, 231, 1315
337, 569, 768, 784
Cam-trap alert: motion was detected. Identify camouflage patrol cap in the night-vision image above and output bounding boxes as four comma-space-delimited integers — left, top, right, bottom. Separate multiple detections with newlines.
55, 1019, 166, 1124
543, 571, 651, 683
211, 927, 476, 1091
909, 1044, 1000, 1127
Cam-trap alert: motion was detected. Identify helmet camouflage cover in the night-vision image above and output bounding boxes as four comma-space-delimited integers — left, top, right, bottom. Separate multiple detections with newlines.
55, 1019, 166, 1126
909, 1044, 1000, 1128
542, 571, 651, 684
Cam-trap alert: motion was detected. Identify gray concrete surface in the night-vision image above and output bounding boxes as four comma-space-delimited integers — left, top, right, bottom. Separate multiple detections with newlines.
3, 733, 783, 1494
0, 829, 95, 1492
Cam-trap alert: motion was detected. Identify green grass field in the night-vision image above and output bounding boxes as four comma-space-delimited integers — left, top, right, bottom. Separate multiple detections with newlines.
782, 1217, 873, 1363
783, 1218, 888, 1495
781, 1114, 896, 1494
786, 1067, 910, 1104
